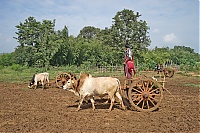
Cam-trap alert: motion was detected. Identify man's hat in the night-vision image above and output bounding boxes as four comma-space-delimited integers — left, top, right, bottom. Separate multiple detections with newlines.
125, 43, 130, 48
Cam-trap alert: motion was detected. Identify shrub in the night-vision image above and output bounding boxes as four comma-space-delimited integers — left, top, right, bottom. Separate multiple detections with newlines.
10, 64, 24, 72
0, 65, 3, 70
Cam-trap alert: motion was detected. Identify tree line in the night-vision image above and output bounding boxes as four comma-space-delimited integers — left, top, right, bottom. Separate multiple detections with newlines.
0, 9, 199, 71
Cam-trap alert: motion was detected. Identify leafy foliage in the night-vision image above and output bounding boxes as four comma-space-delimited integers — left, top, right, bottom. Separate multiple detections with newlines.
78, 26, 100, 40
14, 17, 65, 68
111, 9, 151, 56
0, 9, 198, 72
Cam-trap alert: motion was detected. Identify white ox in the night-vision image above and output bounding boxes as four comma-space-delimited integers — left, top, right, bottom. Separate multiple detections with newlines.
28, 72, 49, 89
63, 73, 125, 111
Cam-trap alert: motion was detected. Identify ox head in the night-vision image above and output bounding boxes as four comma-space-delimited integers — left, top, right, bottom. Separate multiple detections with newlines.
63, 73, 75, 90
63, 73, 91, 92
28, 74, 35, 88
63, 78, 75, 90
28, 82, 34, 88
63, 76, 80, 96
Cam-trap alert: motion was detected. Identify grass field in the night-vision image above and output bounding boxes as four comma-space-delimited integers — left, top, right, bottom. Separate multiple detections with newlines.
0, 65, 199, 84
0, 66, 125, 83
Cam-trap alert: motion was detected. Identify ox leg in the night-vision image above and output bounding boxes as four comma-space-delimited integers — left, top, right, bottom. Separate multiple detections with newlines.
41, 81, 44, 89
76, 95, 85, 111
108, 96, 115, 112
46, 77, 50, 87
115, 92, 126, 110
34, 83, 37, 89
90, 97, 95, 110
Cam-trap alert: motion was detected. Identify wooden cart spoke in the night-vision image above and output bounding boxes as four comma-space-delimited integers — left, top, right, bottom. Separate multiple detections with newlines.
149, 88, 160, 94
148, 98, 156, 106
138, 86, 144, 92
142, 100, 145, 109
132, 95, 142, 101
131, 92, 142, 100
141, 81, 145, 89
131, 93, 142, 96
149, 96, 159, 103
136, 98, 143, 106
56, 76, 61, 80
132, 88, 143, 94
147, 82, 154, 91
146, 100, 150, 109
141, 81, 147, 91
145, 81, 150, 91
149, 93, 160, 96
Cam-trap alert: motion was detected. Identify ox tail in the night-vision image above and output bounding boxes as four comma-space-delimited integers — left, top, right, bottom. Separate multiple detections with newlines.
116, 78, 121, 93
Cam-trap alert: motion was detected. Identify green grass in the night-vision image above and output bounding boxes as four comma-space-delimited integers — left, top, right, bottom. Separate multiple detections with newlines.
176, 71, 200, 77
0, 66, 124, 83
184, 83, 200, 88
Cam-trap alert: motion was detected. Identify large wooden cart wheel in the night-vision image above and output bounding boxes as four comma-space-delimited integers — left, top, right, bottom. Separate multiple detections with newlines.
128, 78, 163, 112
56, 73, 71, 88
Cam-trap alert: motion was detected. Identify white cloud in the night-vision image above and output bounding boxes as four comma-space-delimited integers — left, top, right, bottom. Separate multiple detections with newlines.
163, 33, 178, 43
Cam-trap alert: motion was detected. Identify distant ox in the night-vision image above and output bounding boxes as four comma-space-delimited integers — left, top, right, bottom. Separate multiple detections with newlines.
28, 72, 49, 89
63, 73, 125, 111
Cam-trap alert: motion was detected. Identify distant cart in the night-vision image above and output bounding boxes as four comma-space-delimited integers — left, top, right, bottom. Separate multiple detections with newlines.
55, 72, 70, 88
55, 72, 76, 88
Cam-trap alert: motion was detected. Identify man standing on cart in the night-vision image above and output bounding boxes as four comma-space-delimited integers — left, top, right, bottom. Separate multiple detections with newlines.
124, 43, 136, 78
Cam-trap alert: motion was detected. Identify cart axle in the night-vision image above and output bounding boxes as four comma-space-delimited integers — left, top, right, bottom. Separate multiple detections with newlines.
143, 93, 149, 99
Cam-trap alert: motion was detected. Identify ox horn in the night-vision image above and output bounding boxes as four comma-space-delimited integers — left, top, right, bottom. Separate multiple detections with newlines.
79, 71, 83, 77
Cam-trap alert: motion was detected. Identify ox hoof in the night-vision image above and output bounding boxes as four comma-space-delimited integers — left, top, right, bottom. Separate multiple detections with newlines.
75, 108, 81, 112
121, 105, 126, 110
122, 107, 127, 111
107, 109, 112, 112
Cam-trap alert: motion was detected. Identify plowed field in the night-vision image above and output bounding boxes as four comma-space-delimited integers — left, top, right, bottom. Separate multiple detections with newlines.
0, 73, 199, 132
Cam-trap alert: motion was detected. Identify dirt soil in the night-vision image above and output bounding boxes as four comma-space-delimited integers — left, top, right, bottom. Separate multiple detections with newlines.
0, 73, 199, 132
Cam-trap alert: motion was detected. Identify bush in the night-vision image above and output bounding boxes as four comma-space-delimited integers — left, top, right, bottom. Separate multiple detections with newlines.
10, 64, 24, 72
0, 65, 3, 70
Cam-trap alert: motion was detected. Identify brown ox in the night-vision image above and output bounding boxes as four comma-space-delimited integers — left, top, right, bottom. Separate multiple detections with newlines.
63, 73, 125, 111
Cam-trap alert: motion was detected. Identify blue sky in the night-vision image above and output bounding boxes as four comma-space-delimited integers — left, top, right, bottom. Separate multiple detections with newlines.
0, 0, 199, 53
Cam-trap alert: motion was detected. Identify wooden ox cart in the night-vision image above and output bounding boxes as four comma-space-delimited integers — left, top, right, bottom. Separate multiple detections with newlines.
54, 71, 173, 112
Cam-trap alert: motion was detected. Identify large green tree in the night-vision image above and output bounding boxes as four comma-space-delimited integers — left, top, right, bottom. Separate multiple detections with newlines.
14, 16, 41, 47
111, 9, 151, 58
77, 26, 100, 40
14, 16, 65, 68
50, 26, 70, 66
